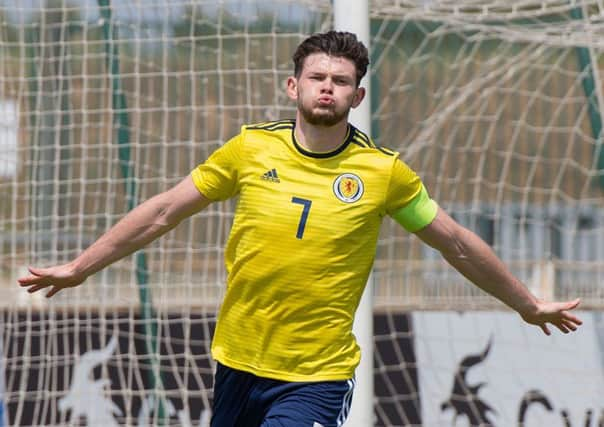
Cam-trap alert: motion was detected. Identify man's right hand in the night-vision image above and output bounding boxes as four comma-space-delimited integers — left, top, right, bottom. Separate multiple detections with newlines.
17, 264, 87, 298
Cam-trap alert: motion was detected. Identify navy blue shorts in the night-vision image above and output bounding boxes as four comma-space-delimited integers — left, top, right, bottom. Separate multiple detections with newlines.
211, 362, 355, 427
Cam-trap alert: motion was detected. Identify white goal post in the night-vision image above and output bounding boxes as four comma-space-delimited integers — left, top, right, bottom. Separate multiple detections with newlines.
333, 1, 374, 426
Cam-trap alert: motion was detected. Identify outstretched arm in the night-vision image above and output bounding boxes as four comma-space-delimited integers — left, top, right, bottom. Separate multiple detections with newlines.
414, 207, 582, 335
18, 175, 211, 297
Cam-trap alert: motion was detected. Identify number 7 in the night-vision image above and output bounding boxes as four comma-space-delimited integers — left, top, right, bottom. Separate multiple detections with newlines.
291, 197, 312, 239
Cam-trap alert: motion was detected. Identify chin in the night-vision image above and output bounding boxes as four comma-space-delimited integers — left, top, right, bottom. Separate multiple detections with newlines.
305, 111, 347, 127
308, 117, 341, 127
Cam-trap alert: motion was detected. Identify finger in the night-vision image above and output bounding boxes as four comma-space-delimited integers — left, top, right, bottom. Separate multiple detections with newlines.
540, 324, 551, 336
554, 322, 570, 334
18, 272, 58, 287
561, 312, 582, 326
46, 287, 62, 298
28, 266, 50, 277
18, 273, 42, 285
18, 266, 56, 284
17, 272, 44, 285
18, 277, 50, 287
562, 319, 578, 331
562, 298, 581, 311
17, 277, 38, 286
26, 284, 49, 293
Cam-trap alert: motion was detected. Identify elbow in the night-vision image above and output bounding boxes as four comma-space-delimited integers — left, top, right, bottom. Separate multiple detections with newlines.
441, 241, 467, 262
143, 195, 179, 229
416, 208, 472, 259
437, 227, 470, 261
154, 205, 181, 229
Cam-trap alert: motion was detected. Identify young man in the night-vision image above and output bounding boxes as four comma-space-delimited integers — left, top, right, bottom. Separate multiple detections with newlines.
19, 31, 581, 427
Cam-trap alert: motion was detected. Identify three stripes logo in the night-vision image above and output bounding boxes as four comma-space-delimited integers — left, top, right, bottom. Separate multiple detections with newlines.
261, 168, 280, 183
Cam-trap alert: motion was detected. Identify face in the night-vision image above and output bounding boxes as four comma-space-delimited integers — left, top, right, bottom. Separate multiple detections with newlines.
287, 53, 365, 127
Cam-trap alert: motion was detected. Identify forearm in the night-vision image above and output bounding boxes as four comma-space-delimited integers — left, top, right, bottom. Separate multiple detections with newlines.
17, 176, 210, 298
441, 227, 538, 315
416, 209, 539, 316
69, 194, 179, 278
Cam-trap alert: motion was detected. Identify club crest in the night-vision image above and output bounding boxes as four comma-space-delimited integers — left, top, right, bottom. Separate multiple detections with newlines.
333, 173, 364, 203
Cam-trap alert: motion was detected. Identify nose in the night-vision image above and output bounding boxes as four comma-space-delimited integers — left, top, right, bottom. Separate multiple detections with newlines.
320, 78, 334, 93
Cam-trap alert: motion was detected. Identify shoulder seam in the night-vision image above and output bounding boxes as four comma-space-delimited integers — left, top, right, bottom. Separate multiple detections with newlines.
352, 134, 369, 148
353, 127, 371, 144
376, 146, 396, 156
352, 128, 396, 156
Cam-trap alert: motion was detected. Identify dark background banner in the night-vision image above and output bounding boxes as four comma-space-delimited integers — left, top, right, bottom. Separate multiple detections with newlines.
2, 312, 418, 426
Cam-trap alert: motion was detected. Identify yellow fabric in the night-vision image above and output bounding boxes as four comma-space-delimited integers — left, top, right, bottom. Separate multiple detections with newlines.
191, 120, 436, 381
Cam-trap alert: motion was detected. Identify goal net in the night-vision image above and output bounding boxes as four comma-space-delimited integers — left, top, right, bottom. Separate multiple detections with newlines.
371, 2, 604, 426
1, 0, 603, 426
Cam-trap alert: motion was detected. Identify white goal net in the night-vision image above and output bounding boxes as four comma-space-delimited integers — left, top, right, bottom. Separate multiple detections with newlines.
1, 0, 604, 425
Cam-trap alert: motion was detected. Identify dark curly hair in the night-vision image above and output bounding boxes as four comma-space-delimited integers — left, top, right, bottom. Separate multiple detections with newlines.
292, 31, 369, 87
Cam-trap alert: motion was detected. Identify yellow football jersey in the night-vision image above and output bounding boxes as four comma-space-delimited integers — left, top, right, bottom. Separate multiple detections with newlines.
191, 120, 437, 381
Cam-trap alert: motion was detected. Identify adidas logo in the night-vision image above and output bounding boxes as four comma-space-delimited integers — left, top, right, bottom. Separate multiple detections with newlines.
261, 168, 280, 183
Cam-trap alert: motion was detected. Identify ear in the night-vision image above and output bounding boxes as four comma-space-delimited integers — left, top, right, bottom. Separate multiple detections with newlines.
351, 86, 366, 108
286, 76, 298, 101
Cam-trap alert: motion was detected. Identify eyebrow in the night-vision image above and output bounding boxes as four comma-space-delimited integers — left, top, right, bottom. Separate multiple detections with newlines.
306, 71, 354, 81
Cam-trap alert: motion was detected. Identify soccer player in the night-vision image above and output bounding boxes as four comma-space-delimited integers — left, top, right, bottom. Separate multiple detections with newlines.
18, 31, 582, 427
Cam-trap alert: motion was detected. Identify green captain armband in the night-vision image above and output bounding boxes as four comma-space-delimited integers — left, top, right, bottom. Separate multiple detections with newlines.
391, 185, 438, 232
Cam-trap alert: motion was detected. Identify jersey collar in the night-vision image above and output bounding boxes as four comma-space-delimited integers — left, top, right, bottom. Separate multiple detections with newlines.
291, 122, 355, 159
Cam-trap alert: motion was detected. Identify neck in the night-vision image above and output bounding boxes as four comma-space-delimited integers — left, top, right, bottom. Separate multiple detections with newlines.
294, 114, 349, 153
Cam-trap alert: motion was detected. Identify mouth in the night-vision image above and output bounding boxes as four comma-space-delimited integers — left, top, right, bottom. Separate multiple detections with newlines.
317, 97, 335, 107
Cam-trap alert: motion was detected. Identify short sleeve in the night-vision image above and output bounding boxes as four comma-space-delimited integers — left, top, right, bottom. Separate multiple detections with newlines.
191, 133, 243, 201
386, 159, 438, 232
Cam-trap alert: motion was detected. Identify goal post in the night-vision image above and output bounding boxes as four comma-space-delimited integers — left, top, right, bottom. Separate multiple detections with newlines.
333, 1, 374, 426
2, 1, 604, 426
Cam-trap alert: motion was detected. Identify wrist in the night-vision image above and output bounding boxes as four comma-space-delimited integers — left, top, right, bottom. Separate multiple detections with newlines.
516, 296, 541, 320
67, 259, 92, 280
